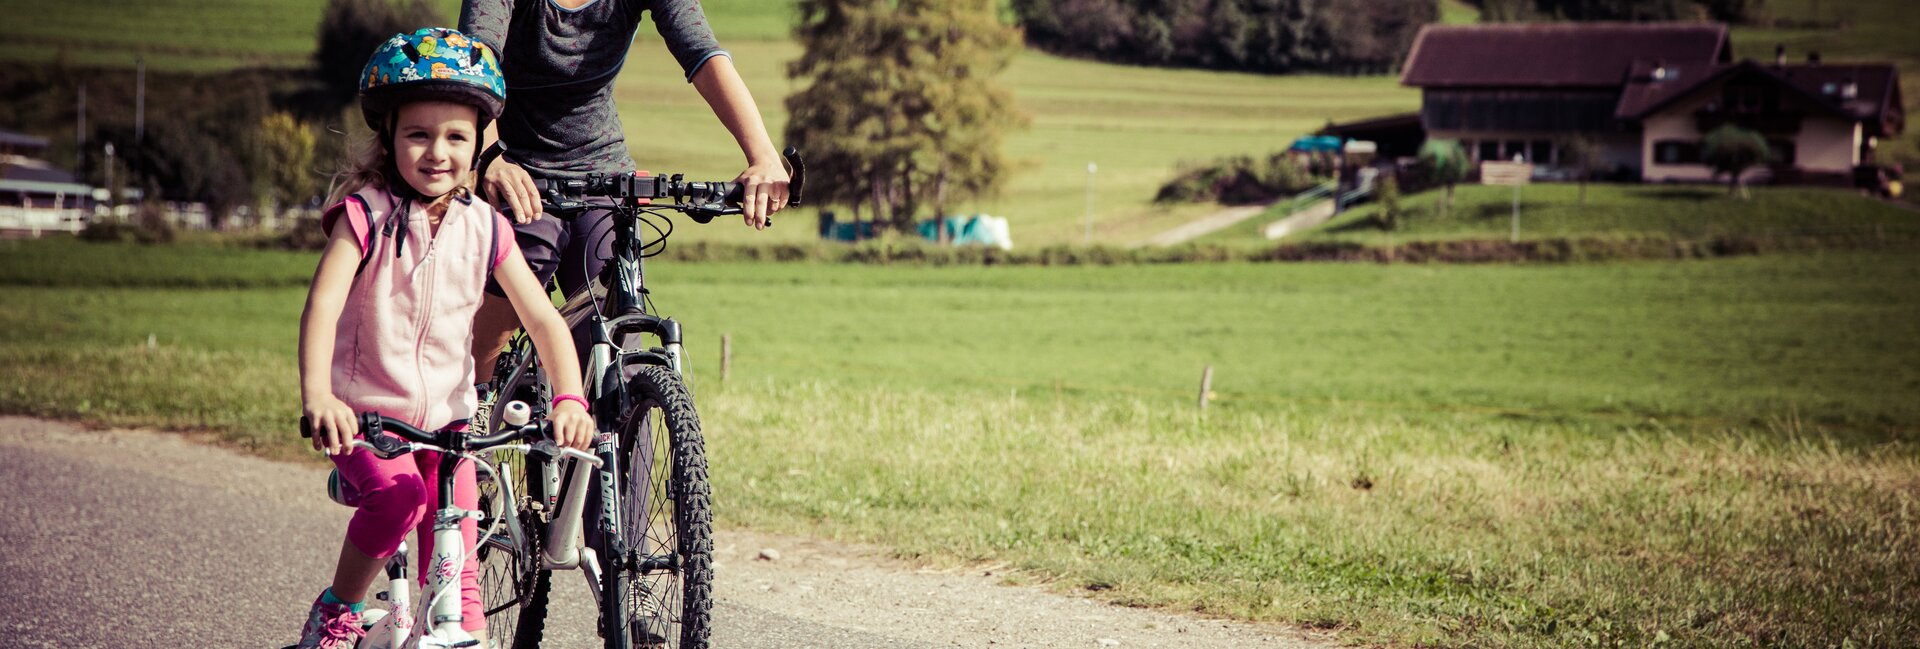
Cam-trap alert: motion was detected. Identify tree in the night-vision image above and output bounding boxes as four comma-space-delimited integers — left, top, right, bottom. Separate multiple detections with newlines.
1703, 124, 1770, 198
1419, 140, 1471, 216
1373, 174, 1404, 231
252, 112, 320, 215
315, 0, 441, 111
785, 0, 1026, 235
1559, 136, 1601, 207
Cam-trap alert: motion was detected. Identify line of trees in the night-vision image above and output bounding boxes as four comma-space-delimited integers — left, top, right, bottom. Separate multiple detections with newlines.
1011, 0, 1437, 74
1469, 0, 1766, 23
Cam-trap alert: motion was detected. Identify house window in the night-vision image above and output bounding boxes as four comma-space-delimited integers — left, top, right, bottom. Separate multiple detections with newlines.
1767, 139, 1797, 165
1478, 140, 1500, 162
1504, 140, 1526, 161
1530, 140, 1555, 165
1654, 140, 1702, 164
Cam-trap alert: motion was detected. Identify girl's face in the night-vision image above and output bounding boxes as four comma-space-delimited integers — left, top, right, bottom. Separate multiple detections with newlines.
391, 101, 480, 198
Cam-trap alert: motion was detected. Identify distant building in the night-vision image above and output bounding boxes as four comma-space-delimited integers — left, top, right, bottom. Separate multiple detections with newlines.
1, 127, 95, 236
1392, 22, 1904, 184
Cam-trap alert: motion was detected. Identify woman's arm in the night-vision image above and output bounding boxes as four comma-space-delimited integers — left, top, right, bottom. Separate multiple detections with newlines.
298, 220, 365, 455
690, 55, 790, 229
492, 244, 595, 449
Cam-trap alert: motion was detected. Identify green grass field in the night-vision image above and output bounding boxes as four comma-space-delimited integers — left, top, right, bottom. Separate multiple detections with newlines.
1204, 184, 1920, 248
2, 238, 1917, 647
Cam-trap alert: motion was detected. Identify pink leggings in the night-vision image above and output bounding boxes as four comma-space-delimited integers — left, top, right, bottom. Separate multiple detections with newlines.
331, 439, 484, 632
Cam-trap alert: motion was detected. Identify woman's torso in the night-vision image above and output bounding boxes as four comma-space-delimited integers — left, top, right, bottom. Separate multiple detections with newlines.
460, 0, 727, 180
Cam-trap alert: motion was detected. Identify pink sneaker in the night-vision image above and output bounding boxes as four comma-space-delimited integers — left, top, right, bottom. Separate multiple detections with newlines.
294, 590, 365, 649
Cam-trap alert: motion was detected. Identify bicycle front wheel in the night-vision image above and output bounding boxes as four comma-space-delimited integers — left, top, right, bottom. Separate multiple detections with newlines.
478, 449, 553, 649
598, 365, 713, 649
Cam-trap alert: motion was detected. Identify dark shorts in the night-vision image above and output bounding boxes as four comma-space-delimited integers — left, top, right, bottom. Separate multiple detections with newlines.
484, 196, 633, 299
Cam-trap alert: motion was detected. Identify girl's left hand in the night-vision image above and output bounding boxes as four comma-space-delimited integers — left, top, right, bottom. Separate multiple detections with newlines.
734, 159, 791, 231
550, 400, 595, 450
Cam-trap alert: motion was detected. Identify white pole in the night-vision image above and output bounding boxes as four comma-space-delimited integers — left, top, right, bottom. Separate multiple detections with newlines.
104, 142, 116, 211
1083, 162, 1097, 245
1509, 153, 1523, 244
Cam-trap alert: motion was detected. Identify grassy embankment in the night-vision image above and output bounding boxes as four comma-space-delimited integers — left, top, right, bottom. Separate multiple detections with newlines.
1202, 183, 1920, 250
2, 239, 1917, 647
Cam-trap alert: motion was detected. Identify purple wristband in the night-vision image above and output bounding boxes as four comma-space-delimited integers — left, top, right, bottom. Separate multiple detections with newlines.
552, 394, 589, 412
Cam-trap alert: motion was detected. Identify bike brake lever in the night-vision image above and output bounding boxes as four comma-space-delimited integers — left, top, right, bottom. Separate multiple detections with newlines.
529, 440, 605, 467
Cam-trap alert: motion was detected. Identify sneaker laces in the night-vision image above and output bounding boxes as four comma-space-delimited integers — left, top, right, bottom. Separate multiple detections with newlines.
315, 609, 364, 649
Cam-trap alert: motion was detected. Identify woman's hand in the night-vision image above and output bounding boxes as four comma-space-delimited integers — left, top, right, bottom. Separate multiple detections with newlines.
550, 399, 595, 450
484, 158, 544, 224
304, 394, 358, 456
735, 158, 791, 230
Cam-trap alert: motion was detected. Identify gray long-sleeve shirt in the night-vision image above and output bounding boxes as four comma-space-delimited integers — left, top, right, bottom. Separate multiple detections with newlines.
460, 0, 729, 181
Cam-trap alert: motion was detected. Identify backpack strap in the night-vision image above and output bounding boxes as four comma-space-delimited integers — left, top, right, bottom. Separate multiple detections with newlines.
490, 212, 514, 273
320, 194, 376, 274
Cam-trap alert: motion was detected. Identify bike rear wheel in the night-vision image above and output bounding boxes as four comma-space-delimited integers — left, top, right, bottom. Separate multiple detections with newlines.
597, 365, 713, 649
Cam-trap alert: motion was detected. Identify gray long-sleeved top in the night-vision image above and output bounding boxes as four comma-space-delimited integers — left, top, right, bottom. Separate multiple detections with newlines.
460, 0, 729, 181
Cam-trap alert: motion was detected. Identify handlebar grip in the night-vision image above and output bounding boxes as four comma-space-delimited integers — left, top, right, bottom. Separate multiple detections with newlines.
299, 416, 312, 439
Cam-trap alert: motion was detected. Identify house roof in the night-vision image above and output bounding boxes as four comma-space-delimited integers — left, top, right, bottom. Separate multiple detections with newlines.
0, 128, 50, 150
1400, 22, 1730, 88
1615, 59, 1903, 133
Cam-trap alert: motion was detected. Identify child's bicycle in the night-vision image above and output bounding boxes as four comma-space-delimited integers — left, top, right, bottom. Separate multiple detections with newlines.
472, 148, 806, 649
296, 409, 602, 649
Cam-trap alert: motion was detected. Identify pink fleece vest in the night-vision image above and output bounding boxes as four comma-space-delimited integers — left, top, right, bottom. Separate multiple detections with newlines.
322, 188, 514, 431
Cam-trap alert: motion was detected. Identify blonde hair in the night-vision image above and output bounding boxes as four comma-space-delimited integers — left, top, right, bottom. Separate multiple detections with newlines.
326, 132, 392, 207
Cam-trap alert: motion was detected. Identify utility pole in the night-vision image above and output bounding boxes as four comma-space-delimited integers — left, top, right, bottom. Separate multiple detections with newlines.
76, 84, 87, 171
135, 57, 146, 143
1083, 161, 1097, 245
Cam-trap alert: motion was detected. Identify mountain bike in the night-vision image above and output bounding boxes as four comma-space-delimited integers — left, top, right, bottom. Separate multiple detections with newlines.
298, 410, 602, 649
473, 148, 805, 649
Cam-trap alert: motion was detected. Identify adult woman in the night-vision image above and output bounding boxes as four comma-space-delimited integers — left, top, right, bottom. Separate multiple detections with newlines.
462, 0, 790, 366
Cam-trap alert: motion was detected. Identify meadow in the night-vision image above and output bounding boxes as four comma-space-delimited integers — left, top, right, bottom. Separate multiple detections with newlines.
2, 238, 1917, 647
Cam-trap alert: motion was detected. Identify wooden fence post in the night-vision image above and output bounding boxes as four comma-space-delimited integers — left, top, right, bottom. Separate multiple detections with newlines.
1198, 365, 1214, 411
720, 334, 732, 383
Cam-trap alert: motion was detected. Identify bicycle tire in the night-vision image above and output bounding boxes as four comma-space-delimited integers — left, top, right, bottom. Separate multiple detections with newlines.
478, 452, 552, 649
598, 365, 713, 649
478, 349, 554, 649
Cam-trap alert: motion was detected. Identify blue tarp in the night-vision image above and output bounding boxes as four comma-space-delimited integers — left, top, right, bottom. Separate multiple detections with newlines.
1288, 135, 1346, 153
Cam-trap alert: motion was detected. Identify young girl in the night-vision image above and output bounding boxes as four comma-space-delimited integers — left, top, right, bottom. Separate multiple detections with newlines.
292, 28, 594, 649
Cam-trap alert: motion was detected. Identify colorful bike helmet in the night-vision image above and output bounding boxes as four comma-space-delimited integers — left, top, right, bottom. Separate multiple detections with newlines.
358, 28, 506, 131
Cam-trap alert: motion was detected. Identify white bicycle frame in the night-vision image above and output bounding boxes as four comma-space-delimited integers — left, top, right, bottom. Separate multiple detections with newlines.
347, 418, 602, 649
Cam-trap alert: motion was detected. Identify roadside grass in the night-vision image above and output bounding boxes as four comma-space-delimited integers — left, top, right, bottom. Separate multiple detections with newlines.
2, 240, 1917, 646
1204, 184, 1920, 247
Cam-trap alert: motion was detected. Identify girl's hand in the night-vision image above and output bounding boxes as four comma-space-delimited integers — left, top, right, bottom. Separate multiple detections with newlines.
734, 159, 790, 231
484, 158, 543, 224
304, 395, 358, 456
550, 400, 595, 450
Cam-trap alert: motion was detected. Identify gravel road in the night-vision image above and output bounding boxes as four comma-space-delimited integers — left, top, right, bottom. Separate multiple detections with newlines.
0, 417, 1333, 649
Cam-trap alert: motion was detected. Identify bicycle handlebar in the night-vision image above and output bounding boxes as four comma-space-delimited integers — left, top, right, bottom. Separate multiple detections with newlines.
299, 412, 602, 467
534, 146, 805, 225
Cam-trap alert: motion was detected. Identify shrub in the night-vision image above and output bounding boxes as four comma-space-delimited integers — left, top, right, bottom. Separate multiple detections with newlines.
1157, 154, 1319, 205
